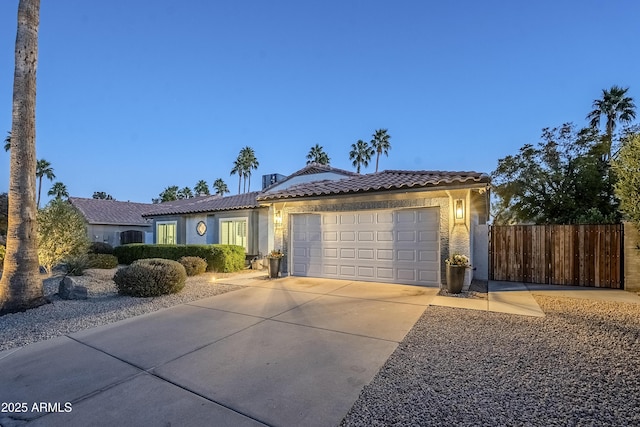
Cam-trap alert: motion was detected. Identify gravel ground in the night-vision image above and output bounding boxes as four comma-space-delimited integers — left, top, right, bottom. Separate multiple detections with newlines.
0, 268, 244, 352
341, 295, 640, 426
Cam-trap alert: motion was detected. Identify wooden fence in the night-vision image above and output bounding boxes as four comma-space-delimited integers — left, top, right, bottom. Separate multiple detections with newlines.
489, 224, 623, 288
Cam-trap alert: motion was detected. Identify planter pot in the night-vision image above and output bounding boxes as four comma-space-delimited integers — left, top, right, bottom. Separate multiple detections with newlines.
446, 265, 466, 294
268, 258, 282, 279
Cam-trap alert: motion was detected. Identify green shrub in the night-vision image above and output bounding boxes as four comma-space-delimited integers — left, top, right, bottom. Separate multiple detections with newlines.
113, 258, 186, 297
88, 253, 119, 269
64, 254, 90, 276
0, 245, 5, 269
178, 256, 207, 276
114, 244, 245, 272
88, 242, 114, 255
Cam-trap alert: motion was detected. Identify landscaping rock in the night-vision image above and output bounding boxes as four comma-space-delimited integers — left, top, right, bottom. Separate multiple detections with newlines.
58, 276, 88, 300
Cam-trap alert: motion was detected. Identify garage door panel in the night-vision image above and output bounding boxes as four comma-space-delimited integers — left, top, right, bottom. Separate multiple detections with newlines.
291, 208, 440, 286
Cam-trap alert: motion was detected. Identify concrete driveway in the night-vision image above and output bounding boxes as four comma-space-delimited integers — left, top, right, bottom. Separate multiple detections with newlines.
0, 277, 437, 427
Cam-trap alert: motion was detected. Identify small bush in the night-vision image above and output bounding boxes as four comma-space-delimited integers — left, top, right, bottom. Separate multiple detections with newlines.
88, 242, 114, 255
0, 245, 5, 269
88, 253, 119, 269
113, 258, 186, 297
178, 256, 207, 276
64, 254, 90, 276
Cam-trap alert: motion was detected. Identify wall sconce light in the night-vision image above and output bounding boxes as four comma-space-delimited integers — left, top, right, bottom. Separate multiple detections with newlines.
455, 199, 464, 222
274, 210, 283, 227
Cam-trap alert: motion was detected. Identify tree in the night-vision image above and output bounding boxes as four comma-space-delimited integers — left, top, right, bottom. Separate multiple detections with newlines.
240, 146, 259, 192
212, 178, 229, 195
612, 133, 640, 228
92, 191, 114, 200
349, 139, 374, 174
1, 0, 46, 314
35, 158, 55, 208
47, 182, 68, 201
492, 123, 619, 224
587, 85, 636, 161
194, 180, 210, 196
37, 199, 89, 274
306, 144, 330, 165
158, 185, 179, 202
3, 131, 10, 152
370, 128, 392, 173
177, 186, 193, 199
230, 159, 242, 194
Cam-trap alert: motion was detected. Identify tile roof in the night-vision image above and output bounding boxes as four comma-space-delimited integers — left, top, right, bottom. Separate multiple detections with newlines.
142, 191, 262, 217
257, 170, 490, 201
69, 197, 153, 226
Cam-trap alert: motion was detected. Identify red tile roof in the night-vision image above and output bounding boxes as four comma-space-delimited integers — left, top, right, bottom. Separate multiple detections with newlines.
257, 170, 490, 201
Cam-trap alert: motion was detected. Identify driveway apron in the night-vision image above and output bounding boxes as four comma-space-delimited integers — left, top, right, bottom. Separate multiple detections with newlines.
0, 277, 436, 427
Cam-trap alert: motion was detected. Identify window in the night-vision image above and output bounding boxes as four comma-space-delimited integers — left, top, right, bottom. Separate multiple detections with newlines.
219, 218, 248, 252
157, 221, 177, 244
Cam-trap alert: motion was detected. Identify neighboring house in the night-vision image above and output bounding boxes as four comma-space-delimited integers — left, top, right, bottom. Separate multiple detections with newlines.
142, 164, 491, 288
69, 197, 153, 247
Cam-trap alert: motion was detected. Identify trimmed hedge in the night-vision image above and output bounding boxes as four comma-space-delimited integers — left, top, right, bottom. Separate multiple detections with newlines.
113, 258, 186, 297
113, 244, 245, 273
88, 242, 114, 255
178, 256, 207, 276
88, 253, 119, 269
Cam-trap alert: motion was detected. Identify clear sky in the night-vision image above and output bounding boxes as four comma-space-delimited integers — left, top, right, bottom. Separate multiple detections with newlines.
1, 1, 639, 204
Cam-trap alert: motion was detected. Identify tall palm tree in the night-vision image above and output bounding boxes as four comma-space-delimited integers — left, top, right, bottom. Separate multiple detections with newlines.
230, 158, 242, 194
587, 86, 636, 161
194, 179, 210, 196
306, 144, 330, 165
3, 131, 10, 151
349, 139, 374, 174
47, 181, 68, 201
240, 146, 259, 192
35, 159, 55, 208
1, 0, 46, 315
212, 178, 229, 195
370, 128, 392, 173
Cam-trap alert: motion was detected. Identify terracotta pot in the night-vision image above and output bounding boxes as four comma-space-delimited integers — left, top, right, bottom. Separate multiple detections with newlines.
446, 265, 466, 293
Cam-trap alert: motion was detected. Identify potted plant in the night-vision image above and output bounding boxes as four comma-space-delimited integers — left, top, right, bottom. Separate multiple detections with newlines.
267, 249, 284, 279
445, 253, 470, 294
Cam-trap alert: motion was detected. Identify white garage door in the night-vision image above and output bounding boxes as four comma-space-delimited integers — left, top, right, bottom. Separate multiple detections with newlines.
291, 208, 440, 286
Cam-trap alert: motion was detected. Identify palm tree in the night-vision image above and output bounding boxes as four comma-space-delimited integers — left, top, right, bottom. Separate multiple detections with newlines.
1, 0, 46, 314
3, 131, 10, 151
36, 159, 55, 208
230, 158, 242, 194
587, 86, 636, 160
92, 191, 114, 200
158, 185, 179, 202
212, 178, 229, 195
177, 186, 193, 199
194, 180, 210, 196
306, 144, 330, 165
47, 182, 68, 201
349, 139, 374, 174
370, 128, 392, 173
240, 146, 259, 192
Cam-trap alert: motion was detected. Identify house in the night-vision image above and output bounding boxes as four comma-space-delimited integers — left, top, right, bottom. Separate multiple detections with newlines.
143, 164, 490, 287
69, 197, 154, 247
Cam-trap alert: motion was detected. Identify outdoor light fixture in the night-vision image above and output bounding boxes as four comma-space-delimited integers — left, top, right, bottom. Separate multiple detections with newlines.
274, 210, 283, 226
455, 199, 464, 221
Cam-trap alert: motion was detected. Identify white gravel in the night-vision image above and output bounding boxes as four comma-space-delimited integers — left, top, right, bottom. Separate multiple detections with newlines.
341, 295, 640, 426
0, 268, 244, 352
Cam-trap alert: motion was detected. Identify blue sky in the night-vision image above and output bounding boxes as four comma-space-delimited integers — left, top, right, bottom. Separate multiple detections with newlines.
1, 1, 639, 204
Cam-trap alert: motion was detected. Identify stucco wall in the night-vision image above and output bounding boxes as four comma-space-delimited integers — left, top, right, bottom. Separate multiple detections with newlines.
624, 221, 640, 292
473, 224, 489, 281
185, 215, 208, 245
